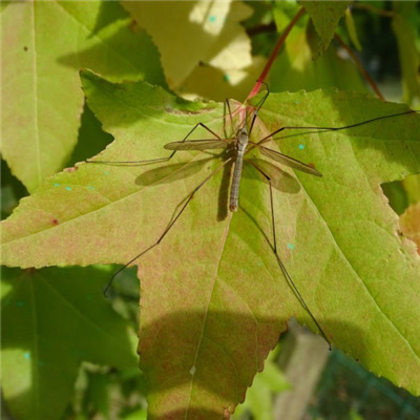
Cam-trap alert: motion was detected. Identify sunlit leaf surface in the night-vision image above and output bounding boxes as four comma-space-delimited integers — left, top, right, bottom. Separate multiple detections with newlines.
122, 0, 253, 89
0, 1, 165, 191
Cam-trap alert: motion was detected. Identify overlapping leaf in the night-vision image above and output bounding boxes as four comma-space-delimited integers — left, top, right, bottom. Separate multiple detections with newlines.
1, 266, 138, 420
0, 1, 165, 192
122, 0, 253, 89
269, 12, 366, 93
392, 2, 420, 104
297, 0, 350, 56
2, 71, 420, 418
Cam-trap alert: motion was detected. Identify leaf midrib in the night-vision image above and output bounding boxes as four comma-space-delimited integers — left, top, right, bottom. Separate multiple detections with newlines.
293, 164, 420, 363
184, 211, 233, 419
31, 2, 42, 187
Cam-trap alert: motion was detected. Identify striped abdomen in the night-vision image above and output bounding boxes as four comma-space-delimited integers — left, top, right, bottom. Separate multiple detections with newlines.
229, 127, 249, 212
229, 152, 245, 211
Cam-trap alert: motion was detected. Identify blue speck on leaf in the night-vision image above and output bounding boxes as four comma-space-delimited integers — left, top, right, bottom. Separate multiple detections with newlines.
299, 144, 305, 150
54, 183, 60, 187
17, 301, 25, 307
65, 186, 72, 191
223, 74, 230, 82
209, 15, 216, 23
287, 243, 295, 250
104, 171, 109, 176
24, 352, 31, 360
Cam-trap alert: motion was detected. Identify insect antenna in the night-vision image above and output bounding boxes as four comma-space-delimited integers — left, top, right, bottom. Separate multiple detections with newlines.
248, 81, 270, 136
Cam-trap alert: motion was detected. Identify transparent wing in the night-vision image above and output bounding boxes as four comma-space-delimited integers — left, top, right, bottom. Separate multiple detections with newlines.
164, 139, 232, 151
257, 145, 322, 177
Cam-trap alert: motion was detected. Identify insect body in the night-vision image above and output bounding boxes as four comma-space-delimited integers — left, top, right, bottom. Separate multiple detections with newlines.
87, 88, 416, 349
230, 126, 249, 212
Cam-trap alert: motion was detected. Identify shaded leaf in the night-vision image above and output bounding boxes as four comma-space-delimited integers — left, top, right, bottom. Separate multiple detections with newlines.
298, 0, 350, 56
391, 2, 420, 104
1, 0, 165, 192
1, 159, 27, 219
270, 11, 366, 93
2, 72, 420, 419
381, 180, 409, 216
68, 102, 114, 168
345, 7, 362, 51
1, 266, 138, 420
233, 345, 289, 420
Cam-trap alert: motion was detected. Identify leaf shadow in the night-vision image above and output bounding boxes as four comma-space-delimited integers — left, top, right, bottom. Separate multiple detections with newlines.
89, 1, 129, 38
57, 24, 166, 88
138, 310, 367, 419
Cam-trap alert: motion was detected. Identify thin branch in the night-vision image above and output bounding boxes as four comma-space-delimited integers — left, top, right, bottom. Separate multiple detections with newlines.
334, 33, 385, 101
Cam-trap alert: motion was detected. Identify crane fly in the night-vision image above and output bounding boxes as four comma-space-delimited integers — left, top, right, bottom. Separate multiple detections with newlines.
86, 85, 416, 349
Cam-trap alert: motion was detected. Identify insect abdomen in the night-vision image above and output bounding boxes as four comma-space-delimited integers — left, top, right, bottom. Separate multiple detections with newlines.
229, 154, 244, 212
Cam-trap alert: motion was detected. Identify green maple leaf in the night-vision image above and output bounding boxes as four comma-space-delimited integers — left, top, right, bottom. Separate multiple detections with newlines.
1, 266, 138, 420
297, 0, 350, 56
1, 1, 165, 192
2, 70, 420, 418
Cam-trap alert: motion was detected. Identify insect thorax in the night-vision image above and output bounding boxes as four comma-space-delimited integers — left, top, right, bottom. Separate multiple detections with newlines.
236, 127, 249, 152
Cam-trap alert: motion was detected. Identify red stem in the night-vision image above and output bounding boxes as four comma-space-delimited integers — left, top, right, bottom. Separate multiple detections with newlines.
247, 7, 306, 100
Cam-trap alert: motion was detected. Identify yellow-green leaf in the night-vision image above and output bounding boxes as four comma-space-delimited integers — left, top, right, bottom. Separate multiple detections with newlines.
1, 1, 165, 192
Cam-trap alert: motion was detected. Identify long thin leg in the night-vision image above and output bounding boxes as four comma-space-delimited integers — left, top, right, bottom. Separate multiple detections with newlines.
225, 82, 270, 138
245, 158, 331, 349
248, 81, 270, 136
225, 99, 237, 137
103, 157, 233, 296
256, 109, 417, 147
86, 122, 223, 166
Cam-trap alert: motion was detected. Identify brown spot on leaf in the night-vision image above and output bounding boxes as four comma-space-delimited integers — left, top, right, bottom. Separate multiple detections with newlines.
64, 166, 78, 173
52, 219, 59, 225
